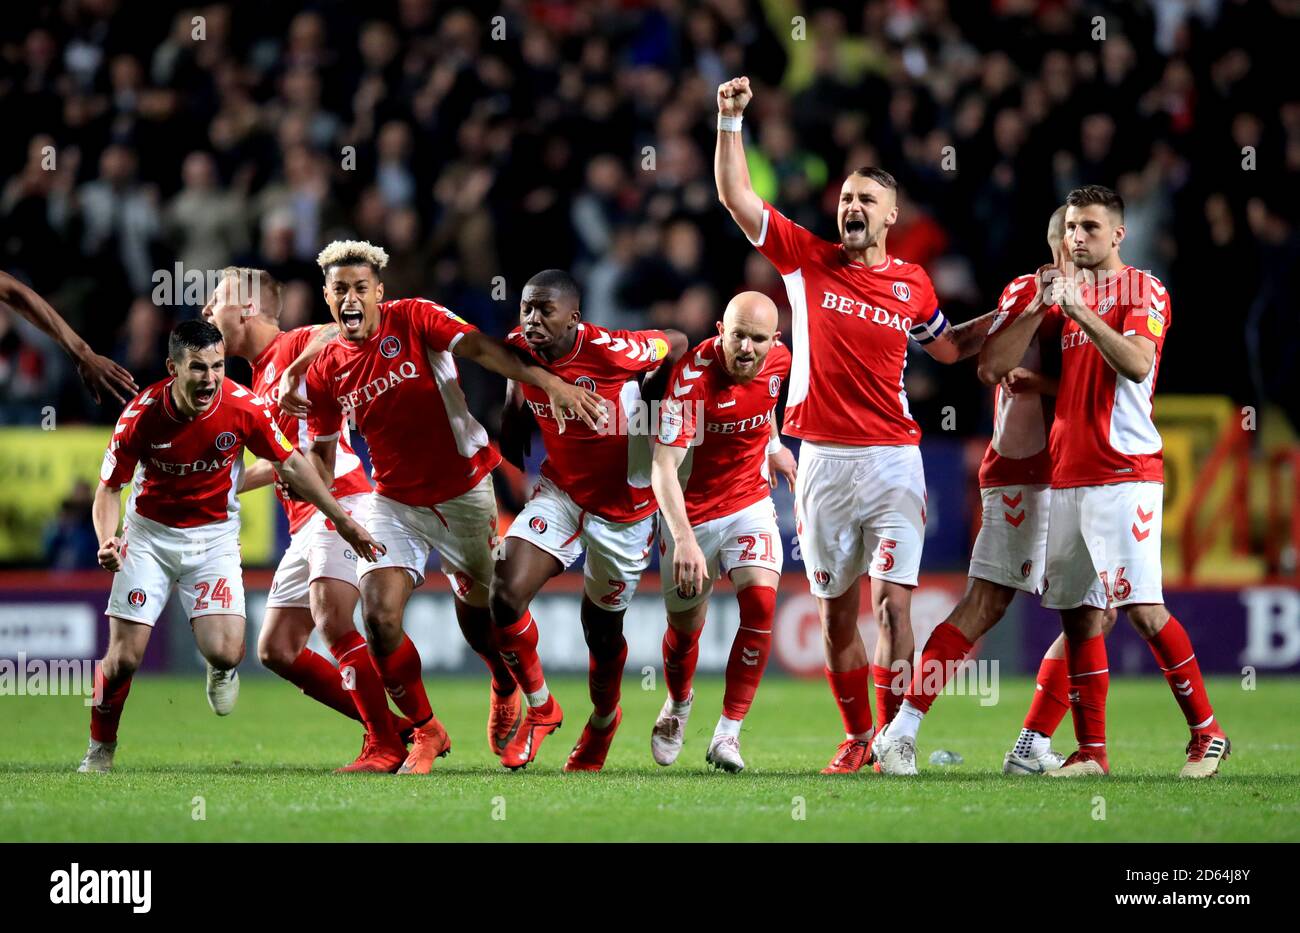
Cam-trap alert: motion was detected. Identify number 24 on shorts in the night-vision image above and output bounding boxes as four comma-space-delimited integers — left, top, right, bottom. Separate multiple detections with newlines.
194, 577, 234, 611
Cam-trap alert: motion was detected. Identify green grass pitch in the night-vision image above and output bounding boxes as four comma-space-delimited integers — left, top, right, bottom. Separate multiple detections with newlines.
1, 674, 1297, 842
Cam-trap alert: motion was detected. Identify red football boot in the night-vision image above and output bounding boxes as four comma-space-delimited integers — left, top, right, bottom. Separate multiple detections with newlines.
396, 716, 452, 775
501, 696, 564, 771
821, 736, 877, 774
335, 732, 407, 774
563, 708, 623, 773
488, 686, 525, 757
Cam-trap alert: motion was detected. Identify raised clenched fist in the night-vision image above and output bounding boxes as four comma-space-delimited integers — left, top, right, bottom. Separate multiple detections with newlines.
717, 76, 752, 116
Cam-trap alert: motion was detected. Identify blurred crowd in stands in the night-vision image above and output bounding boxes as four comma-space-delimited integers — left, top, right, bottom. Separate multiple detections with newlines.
2, 0, 1296, 439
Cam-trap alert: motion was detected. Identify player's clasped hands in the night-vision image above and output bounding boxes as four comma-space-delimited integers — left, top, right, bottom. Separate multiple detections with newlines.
97, 536, 124, 573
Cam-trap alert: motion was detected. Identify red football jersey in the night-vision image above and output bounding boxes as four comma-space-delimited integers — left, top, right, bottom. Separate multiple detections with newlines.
978, 273, 1054, 488
304, 298, 500, 508
1039, 266, 1169, 488
751, 201, 940, 446
506, 323, 672, 523
657, 337, 791, 524
250, 327, 371, 534
100, 378, 294, 527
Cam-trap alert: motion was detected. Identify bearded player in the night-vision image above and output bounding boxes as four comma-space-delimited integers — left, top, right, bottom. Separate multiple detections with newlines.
982, 186, 1229, 778
79, 320, 383, 772
715, 76, 994, 773
492, 269, 687, 771
649, 291, 795, 773
202, 267, 417, 772
872, 208, 1117, 775
278, 242, 605, 774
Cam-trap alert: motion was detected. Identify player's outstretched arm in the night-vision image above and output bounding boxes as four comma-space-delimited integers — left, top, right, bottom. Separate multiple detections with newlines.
277, 449, 385, 561
277, 324, 338, 418
92, 482, 125, 572
452, 330, 605, 434
0, 271, 138, 405
651, 442, 708, 597
238, 458, 278, 493
977, 265, 1052, 385
921, 308, 999, 364
714, 76, 764, 242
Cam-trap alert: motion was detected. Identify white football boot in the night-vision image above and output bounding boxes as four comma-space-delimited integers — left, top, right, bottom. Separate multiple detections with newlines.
77, 738, 116, 773
705, 733, 745, 773
1003, 746, 1067, 775
873, 723, 918, 776
650, 692, 692, 766
206, 664, 240, 716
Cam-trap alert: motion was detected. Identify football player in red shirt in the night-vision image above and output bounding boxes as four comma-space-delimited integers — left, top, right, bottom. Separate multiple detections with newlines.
873, 209, 1117, 775
982, 186, 1229, 778
203, 267, 415, 772
649, 291, 796, 772
492, 268, 687, 771
715, 76, 993, 773
277, 242, 604, 775
79, 320, 382, 773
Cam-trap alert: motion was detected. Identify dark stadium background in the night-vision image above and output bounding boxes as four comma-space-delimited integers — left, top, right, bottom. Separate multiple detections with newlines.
1, 0, 1297, 677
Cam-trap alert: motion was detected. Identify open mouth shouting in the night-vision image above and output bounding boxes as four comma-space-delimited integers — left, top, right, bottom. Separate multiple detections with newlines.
844, 216, 867, 237
193, 384, 217, 407
340, 305, 365, 334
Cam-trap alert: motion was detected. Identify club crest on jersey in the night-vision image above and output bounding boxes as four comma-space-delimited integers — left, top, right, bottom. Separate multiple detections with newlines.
127, 588, 147, 608
892, 282, 911, 302
262, 362, 276, 385
1097, 296, 1116, 315
1021, 559, 1033, 578
529, 516, 548, 535
380, 336, 401, 358
575, 376, 597, 392
769, 375, 781, 397
814, 569, 830, 587
215, 432, 237, 451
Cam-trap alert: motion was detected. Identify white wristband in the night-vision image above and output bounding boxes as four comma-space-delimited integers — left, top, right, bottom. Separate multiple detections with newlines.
766, 436, 783, 455
718, 114, 743, 132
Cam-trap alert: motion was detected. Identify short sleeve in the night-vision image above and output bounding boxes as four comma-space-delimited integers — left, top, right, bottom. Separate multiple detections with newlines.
305, 361, 345, 442
408, 298, 478, 353
1121, 275, 1171, 349
751, 201, 820, 276
656, 357, 700, 449
244, 398, 295, 463
987, 275, 1038, 336
604, 329, 674, 374
906, 270, 945, 346
100, 390, 150, 487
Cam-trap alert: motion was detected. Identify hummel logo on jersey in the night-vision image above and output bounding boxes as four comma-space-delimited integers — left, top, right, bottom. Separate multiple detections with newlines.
334, 370, 351, 381
633, 499, 651, 509
150, 442, 171, 449
716, 399, 736, 408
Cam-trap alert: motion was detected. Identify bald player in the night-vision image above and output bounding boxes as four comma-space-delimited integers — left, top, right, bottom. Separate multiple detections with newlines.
649, 292, 795, 772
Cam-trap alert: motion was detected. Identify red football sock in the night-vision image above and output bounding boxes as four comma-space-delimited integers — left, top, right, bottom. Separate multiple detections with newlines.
369, 634, 432, 724
723, 586, 775, 720
1065, 634, 1108, 748
589, 637, 628, 718
498, 611, 546, 698
1145, 615, 1216, 731
662, 625, 702, 702
825, 665, 874, 738
329, 632, 400, 736
872, 663, 905, 726
283, 647, 361, 723
89, 666, 132, 743
902, 621, 973, 714
1023, 656, 1070, 736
